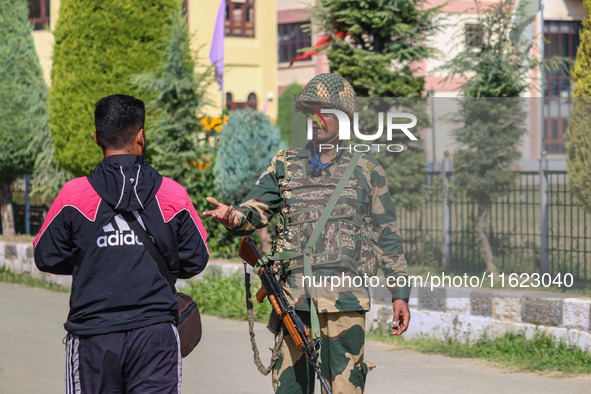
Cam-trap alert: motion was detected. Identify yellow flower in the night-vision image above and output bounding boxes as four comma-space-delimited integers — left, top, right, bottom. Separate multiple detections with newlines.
200, 117, 210, 130
200, 115, 227, 132
197, 159, 211, 171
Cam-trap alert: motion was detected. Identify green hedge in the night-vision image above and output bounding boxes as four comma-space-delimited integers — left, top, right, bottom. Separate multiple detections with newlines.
49, 0, 178, 176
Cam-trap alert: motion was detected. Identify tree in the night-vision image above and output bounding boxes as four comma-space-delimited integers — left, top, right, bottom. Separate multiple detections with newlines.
31, 134, 72, 207
567, 0, 591, 212
214, 109, 283, 206
132, 9, 242, 256
277, 83, 303, 144
49, 0, 179, 177
0, 0, 48, 235
132, 8, 211, 201
314, 0, 440, 97
441, 0, 545, 273
312, 0, 441, 210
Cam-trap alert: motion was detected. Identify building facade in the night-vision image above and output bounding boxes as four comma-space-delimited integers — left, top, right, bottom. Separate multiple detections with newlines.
273, 0, 586, 168
423, 0, 585, 168
29, 0, 278, 119
276, 0, 329, 94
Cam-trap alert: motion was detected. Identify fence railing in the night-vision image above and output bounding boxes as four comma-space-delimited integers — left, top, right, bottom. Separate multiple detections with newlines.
398, 164, 591, 281
7, 176, 47, 236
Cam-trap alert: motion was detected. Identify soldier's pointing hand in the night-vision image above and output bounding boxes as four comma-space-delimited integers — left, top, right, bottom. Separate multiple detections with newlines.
203, 197, 241, 229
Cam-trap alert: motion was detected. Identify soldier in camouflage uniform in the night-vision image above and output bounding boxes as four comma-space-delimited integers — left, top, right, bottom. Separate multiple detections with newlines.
204, 73, 411, 393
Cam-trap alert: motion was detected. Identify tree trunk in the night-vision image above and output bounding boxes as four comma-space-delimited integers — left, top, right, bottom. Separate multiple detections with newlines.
476, 205, 498, 274
0, 183, 15, 237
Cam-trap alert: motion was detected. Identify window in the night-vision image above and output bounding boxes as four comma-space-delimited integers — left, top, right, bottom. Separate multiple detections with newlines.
543, 20, 582, 154
465, 23, 483, 48
278, 23, 312, 63
225, 0, 255, 38
28, 0, 50, 30
226, 92, 257, 111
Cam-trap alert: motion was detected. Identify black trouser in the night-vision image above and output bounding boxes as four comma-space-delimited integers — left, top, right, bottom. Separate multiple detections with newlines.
65, 322, 181, 394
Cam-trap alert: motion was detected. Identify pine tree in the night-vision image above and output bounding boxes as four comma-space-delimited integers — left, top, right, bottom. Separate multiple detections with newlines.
132, 8, 211, 202
313, 0, 441, 210
49, 0, 178, 176
214, 109, 284, 205
0, 0, 48, 235
567, 0, 591, 212
441, 0, 546, 273
31, 134, 72, 207
314, 0, 439, 97
132, 9, 249, 255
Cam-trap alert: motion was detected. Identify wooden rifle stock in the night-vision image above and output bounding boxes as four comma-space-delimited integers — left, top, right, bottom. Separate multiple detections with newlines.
268, 295, 305, 350
255, 287, 267, 303
239, 237, 261, 267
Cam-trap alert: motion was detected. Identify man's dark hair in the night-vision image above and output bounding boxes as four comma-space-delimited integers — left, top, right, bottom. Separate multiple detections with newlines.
95, 94, 145, 150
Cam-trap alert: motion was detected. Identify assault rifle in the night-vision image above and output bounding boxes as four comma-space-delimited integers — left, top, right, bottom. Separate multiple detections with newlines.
239, 237, 332, 394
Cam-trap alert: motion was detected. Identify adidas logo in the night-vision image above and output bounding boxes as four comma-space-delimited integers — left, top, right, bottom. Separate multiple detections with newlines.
97, 214, 144, 248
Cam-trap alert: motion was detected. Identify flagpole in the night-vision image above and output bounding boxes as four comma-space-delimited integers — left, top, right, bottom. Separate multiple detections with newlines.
540, 0, 545, 157
210, 0, 225, 112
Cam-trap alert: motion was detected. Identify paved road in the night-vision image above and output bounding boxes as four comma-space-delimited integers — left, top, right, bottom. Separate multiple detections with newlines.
1, 282, 591, 393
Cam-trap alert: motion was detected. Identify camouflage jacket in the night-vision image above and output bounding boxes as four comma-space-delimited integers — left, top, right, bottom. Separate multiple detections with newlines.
230, 143, 410, 312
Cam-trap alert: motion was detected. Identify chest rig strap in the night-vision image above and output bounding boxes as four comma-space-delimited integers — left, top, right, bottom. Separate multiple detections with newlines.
302, 151, 361, 343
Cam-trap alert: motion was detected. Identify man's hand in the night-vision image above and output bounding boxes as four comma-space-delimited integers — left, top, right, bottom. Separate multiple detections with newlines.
391, 299, 411, 336
202, 197, 241, 228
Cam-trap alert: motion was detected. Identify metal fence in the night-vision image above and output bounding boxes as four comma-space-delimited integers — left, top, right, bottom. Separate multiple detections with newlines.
5, 177, 47, 236
398, 159, 591, 281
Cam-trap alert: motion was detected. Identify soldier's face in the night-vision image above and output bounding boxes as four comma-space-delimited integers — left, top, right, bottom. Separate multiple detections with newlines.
308, 109, 339, 143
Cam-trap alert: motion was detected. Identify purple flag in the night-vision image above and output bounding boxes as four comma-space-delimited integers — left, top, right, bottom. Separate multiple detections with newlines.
209, 0, 225, 91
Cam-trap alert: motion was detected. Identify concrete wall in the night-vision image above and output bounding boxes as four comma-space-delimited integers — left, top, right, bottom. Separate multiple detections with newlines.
368, 282, 591, 351
5, 240, 590, 351
0, 240, 245, 289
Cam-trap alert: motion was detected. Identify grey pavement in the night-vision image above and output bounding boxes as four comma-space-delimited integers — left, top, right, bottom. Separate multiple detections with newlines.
1, 282, 591, 393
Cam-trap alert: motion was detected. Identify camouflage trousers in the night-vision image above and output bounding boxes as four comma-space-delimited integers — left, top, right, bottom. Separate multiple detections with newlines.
272, 311, 375, 394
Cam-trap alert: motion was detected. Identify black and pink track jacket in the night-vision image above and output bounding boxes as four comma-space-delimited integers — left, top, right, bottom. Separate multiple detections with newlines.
33, 154, 209, 335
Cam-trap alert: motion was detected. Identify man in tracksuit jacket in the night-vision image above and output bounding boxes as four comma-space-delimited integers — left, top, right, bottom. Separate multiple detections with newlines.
34, 94, 209, 393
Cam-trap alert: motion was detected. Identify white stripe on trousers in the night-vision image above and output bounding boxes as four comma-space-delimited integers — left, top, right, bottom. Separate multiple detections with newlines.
64, 327, 181, 393
65, 334, 81, 394
171, 324, 182, 393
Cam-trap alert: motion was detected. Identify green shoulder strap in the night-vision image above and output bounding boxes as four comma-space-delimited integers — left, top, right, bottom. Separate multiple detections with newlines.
302, 151, 361, 342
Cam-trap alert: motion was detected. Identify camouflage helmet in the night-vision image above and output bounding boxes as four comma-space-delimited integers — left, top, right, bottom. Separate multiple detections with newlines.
295, 73, 357, 118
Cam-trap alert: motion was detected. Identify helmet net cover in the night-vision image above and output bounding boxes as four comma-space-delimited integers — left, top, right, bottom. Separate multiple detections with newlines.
295, 73, 357, 118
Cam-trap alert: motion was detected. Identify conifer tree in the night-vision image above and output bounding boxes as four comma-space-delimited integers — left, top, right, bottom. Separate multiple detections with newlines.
442, 0, 546, 273
50, 0, 178, 176
313, 0, 441, 210
0, 0, 48, 235
132, 8, 211, 203
214, 109, 283, 205
567, 0, 591, 212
